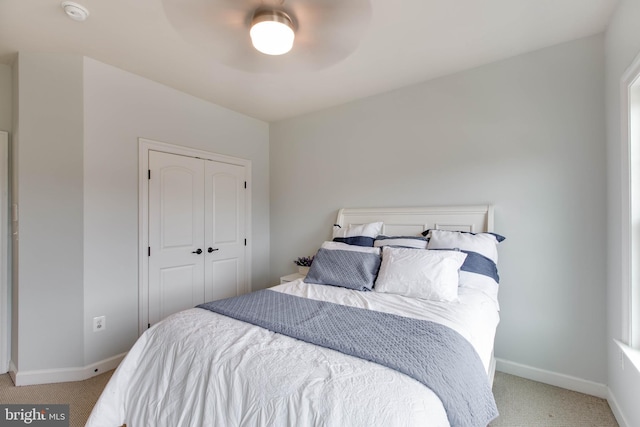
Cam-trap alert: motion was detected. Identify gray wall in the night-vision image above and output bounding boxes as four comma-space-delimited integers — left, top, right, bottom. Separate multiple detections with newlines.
82, 57, 270, 365
13, 53, 85, 370
270, 35, 607, 384
10, 53, 270, 372
605, 1, 640, 426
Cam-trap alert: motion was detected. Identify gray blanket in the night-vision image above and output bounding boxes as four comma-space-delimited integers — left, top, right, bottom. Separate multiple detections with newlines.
198, 290, 498, 427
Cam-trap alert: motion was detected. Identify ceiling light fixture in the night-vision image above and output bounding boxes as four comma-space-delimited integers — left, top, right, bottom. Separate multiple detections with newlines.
61, 1, 89, 22
249, 10, 295, 56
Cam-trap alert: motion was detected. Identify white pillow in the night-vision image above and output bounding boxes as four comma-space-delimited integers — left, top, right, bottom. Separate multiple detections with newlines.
332, 222, 383, 247
374, 247, 467, 302
374, 235, 428, 249
321, 241, 381, 255
332, 222, 383, 239
426, 229, 504, 305
427, 229, 500, 263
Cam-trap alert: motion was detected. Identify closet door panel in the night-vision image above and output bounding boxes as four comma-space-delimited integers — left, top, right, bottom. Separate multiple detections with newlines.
208, 259, 240, 301
158, 265, 199, 320
148, 151, 205, 325
204, 160, 246, 302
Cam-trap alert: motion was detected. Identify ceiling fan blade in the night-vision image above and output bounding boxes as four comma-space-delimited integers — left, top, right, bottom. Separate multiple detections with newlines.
161, 0, 372, 73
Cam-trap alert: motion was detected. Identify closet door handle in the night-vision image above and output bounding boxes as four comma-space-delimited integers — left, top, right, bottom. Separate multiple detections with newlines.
208, 247, 219, 253
192, 248, 203, 254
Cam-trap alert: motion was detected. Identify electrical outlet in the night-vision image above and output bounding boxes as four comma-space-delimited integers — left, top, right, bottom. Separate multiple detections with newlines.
93, 316, 106, 332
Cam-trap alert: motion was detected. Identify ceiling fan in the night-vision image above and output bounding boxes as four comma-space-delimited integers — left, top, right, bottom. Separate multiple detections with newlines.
161, 0, 372, 73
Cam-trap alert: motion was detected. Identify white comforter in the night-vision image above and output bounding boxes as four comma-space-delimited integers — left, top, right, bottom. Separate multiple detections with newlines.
86, 280, 499, 427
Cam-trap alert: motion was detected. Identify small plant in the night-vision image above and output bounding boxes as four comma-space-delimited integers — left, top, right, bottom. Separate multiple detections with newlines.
293, 256, 314, 267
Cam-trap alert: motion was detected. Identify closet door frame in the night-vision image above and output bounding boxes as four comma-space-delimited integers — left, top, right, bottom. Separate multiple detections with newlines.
138, 138, 252, 335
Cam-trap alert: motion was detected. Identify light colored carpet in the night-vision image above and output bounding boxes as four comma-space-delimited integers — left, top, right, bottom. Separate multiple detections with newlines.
0, 370, 619, 426
490, 372, 618, 426
0, 370, 113, 427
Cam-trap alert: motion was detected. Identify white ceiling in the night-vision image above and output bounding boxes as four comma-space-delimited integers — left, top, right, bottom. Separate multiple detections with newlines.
0, 0, 618, 122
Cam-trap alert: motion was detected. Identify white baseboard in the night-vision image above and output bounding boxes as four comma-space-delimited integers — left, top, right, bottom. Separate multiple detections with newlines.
8, 353, 125, 386
607, 388, 630, 427
495, 358, 609, 399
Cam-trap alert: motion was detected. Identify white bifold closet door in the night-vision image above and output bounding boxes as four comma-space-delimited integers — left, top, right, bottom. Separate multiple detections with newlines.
148, 150, 246, 325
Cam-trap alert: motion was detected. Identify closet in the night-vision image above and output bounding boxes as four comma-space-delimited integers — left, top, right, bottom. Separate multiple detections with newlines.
147, 150, 247, 326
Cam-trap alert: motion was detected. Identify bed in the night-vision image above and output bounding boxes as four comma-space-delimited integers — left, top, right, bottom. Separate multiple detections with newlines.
87, 205, 503, 427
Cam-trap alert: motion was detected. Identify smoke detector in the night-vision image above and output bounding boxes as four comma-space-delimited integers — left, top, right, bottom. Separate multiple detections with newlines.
61, 2, 89, 22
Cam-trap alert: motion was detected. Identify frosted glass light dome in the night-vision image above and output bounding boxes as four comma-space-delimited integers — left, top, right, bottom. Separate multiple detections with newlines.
250, 10, 295, 56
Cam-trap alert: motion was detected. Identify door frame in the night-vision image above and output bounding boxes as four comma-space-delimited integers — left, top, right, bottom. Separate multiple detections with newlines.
138, 138, 252, 335
0, 131, 8, 372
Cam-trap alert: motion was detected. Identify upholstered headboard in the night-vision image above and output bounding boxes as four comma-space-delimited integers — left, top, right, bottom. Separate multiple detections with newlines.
335, 205, 493, 236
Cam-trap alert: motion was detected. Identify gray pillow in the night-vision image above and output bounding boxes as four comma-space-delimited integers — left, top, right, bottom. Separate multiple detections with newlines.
304, 247, 381, 291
